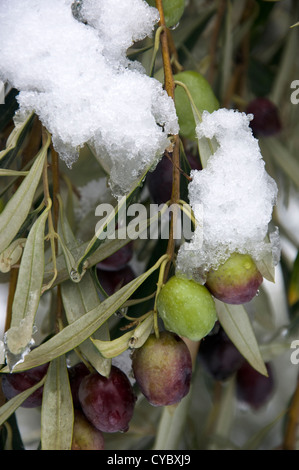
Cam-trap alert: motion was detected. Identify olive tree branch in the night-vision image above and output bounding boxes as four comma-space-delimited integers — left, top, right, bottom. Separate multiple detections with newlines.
155, 0, 180, 282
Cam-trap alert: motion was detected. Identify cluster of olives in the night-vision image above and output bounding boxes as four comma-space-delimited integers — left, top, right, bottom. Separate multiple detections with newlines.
1, 50, 281, 448
142, 69, 279, 412
1, 360, 137, 449
198, 326, 275, 410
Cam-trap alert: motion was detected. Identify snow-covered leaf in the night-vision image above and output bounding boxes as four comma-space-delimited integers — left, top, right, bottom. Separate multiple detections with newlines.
5, 205, 50, 362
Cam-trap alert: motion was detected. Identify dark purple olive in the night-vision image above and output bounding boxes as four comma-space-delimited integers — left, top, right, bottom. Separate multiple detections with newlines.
68, 362, 90, 409
246, 97, 282, 138
96, 242, 133, 272
1, 363, 49, 408
236, 361, 275, 410
198, 327, 245, 381
96, 265, 135, 296
78, 366, 136, 433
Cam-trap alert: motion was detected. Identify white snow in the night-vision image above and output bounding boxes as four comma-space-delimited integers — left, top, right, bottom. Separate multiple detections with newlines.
176, 109, 279, 283
0, 0, 178, 196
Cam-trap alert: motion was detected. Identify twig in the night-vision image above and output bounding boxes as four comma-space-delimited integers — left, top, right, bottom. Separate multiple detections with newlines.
155, 0, 180, 282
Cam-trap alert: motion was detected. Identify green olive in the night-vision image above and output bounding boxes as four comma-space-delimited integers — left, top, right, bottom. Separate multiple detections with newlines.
157, 275, 217, 341
174, 70, 219, 140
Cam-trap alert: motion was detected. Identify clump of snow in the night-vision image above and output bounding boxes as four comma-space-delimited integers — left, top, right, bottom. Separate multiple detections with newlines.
176, 109, 279, 283
0, 0, 178, 196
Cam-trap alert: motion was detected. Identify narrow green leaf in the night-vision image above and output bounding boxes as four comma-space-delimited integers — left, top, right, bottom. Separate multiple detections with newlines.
43, 232, 132, 288
0, 238, 26, 273
61, 275, 111, 376
255, 249, 275, 283
207, 377, 236, 450
260, 138, 299, 190
0, 112, 35, 168
174, 79, 218, 168
5, 205, 50, 362
58, 201, 111, 375
91, 330, 133, 359
0, 169, 29, 176
41, 356, 74, 450
91, 314, 154, 358
215, 300, 268, 376
0, 376, 46, 426
0, 113, 35, 168
0, 132, 50, 254
2, 255, 166, 372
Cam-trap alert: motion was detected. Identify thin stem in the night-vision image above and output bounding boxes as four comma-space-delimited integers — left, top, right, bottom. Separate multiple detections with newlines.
155, 0, 180, 283
41, 130, 58, 294
149, 25, 165, 77
155, 0, 175, 100
178, 200, 197, 228
153, 255, 171, 337
50, 145, 60, 234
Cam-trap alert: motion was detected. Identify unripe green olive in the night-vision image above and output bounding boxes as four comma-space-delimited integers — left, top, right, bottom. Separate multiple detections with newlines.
174, 70, 219, 140
146, 0, 185, 28
157, 275, 217, 341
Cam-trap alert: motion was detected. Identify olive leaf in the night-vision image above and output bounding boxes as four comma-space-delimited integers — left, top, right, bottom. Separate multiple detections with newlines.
58, 198, 111, 376
255, 249, 275, 283
4, 204, 51, 363
215, 299, 268, 376
91, 330, 133, 359
41, 355, 74, 450
174, 80, 218, 168
0, 376, 46, 427
43, 229, 132, 288
207, 376, 236, 450
91, 314, 154, 358
61, 275, 112, 377
0, 112, 35, 169
0, 238, 26, 273
0, 169, 29, 176
2, 255, 166, 373
0, 131, 50, 254
260, 138, 299, 190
